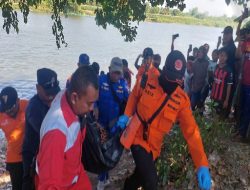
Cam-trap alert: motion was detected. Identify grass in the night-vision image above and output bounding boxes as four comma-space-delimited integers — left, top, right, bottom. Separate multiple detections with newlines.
156, 101, 233, 188
146, 14, 235, 27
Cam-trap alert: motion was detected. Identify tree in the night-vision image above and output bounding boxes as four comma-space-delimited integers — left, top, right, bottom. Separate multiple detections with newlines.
189, 7, 199, 17
225, 0, 249, 5
0, 0, 185, 48
0, 0, 246, 48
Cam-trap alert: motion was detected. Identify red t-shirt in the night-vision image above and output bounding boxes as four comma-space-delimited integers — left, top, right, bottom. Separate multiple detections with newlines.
241, 40, 250, 85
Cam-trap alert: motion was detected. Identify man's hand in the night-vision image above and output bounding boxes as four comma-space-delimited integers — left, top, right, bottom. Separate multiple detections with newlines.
197, 167, 211, 190
187, 45, 192, 54
217, 36, 221, 49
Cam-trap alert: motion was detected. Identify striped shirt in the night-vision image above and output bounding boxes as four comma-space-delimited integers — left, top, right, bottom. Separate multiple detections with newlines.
211, 65, 233, 102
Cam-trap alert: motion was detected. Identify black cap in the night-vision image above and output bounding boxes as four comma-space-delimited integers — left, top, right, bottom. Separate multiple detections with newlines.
0, 86, 18, 113
143, 47, 154, 59
91, 62, 100, 75
78, 53, 90, 66
37, 68, 60, 95
162, 50, 186, 84
222, 26, 233, 34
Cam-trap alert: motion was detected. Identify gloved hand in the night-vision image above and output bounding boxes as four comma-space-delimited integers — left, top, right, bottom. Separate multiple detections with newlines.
197, 167, 211, 190
116, 115, 129, 130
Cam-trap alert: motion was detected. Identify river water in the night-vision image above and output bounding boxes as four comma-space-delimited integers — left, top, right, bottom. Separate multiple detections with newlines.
0, 12, 224, 100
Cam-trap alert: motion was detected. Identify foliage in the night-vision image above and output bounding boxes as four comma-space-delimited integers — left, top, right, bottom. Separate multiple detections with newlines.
145, 6, 234, 28
188, 7, 208, 19
226, 0, 249, 5
0, 0, 245, 48
243, 19, 250, 29
156, 101, 231, 188
157, 125, 190, 187
0, 0, 185, 48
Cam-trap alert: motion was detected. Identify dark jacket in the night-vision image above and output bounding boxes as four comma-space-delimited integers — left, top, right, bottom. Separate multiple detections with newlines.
22, 94, 49, 176
224, 40, 236, 72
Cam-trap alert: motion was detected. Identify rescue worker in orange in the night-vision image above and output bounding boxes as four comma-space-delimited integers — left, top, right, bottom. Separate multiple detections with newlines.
135, 48, 161, 92
0, 86, 28, 190
116, 50, 211, 190
135, 47, 159, 79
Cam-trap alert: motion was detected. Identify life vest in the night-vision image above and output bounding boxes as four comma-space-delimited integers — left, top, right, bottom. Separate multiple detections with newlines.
136, 63, 160, 89
0, 100, 28, 162
123, 73, 209, 169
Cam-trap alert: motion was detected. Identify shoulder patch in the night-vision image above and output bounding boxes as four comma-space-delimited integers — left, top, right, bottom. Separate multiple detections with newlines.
175, 59, 183, 71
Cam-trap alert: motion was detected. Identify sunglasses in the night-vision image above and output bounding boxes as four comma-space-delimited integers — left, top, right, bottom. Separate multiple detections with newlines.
42, 80, 59, 89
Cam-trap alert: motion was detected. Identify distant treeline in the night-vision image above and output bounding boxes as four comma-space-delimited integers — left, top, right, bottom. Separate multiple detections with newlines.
13, 0, 235, 27
146, 6, 235, 27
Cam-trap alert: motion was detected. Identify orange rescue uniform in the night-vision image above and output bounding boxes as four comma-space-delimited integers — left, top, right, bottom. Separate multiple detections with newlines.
123, 71, 209, 169
0, 100, 28, 163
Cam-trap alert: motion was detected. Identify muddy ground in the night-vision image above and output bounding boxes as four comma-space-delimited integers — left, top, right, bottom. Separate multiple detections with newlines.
0, 137, 249, 190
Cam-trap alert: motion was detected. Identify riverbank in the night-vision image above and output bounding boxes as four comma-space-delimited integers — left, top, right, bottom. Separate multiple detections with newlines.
0, 107, 249, 189
0, 135, 249, 189
0, 136, 135, 189
13, 3, 235, 28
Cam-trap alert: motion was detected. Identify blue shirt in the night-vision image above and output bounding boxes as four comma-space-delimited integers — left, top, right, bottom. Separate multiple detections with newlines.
97, 74, 129, 128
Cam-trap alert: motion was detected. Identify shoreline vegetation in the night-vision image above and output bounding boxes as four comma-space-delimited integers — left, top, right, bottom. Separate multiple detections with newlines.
12, 2, 236, 28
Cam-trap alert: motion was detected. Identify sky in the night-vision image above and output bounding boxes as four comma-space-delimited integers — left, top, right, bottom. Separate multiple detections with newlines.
184, 0, 244, 17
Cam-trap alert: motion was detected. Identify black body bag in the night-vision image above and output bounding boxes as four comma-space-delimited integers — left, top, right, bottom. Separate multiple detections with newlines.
81, 114, 124, 174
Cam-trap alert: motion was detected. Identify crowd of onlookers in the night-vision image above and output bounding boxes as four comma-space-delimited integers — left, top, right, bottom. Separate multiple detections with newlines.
179, 13, 250, 144
0, 11, 250, 190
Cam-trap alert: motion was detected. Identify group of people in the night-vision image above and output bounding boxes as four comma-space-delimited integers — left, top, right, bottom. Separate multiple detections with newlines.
0, 16, 250, 190
177, 14, 250, 143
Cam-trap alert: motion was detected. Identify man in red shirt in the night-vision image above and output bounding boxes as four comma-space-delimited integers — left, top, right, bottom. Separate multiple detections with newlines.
237, 28, 250, 141
36, 66, 99, 190
0, 86, 28, 190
